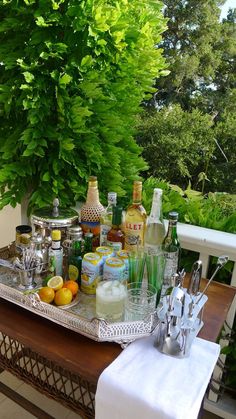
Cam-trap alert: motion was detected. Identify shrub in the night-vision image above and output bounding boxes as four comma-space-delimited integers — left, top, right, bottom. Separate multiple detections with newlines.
0, 0, 167, 212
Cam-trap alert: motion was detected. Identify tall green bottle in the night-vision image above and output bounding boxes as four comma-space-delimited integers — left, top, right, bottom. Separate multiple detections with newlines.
162, 212, 181, 288
68, 240, 82, 286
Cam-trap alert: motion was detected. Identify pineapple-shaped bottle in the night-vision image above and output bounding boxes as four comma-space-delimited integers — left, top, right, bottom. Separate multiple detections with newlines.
80, 176, 104, 249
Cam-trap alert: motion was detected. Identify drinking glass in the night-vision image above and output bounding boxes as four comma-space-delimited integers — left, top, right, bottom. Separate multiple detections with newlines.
128, 247, 146, 288
146, 252, 165, 306
125, 283, 157, 321
96, 279, 127, 322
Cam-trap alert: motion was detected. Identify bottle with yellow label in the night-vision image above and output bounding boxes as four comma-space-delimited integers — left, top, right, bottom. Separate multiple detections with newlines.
48, 230, 63, 277
124, 181, 147, 253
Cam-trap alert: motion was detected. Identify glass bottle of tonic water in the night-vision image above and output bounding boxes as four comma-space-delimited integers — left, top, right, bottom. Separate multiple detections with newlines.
162, 211, 181, 289
124, 181, 147, 253
144, 188, 165, 255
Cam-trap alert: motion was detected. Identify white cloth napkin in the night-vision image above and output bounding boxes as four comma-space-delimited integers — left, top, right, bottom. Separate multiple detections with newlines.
95, 335, 220, 419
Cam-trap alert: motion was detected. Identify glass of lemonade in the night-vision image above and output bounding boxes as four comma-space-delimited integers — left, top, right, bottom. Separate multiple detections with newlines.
96, 280, 127, 322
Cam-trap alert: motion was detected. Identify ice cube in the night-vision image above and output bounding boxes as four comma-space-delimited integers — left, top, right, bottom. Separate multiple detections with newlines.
112, 286, 121, 297
113, 280, 120, 287
102, 281, 112, 289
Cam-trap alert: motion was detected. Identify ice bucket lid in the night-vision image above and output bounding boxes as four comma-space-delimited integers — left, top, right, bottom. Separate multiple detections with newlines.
31, 198, 78, 229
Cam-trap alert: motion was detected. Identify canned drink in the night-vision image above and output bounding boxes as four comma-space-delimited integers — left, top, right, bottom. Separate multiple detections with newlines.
96, 246, 114, 262
81, 253, 102, 295
117, 250, 129, 281
103, 257, 125, 282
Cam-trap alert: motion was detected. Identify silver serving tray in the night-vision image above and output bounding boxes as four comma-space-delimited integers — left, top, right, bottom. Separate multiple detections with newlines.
0, 268, 159, 347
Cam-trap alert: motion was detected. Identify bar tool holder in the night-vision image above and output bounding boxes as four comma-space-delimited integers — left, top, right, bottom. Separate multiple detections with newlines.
155, 255, 228, 358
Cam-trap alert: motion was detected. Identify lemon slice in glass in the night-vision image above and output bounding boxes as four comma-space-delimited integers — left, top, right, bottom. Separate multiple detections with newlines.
47, 276, 63, 291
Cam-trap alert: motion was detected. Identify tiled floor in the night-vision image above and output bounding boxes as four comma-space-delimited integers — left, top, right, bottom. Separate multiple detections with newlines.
0, 371, 82, 419
0, 370, 222, 419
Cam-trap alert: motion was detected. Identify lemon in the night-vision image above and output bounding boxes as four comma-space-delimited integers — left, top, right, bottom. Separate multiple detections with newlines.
54, 288, 73, 306
47, 275, 63, 291
38, 287, 55, 304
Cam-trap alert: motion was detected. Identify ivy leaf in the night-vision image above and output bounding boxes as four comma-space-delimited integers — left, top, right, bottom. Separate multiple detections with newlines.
42, 172, 50, 181
23, 71, 34, 83
35, 16, 52, 27
59, 73, 72, 86
80, 55, 93, 69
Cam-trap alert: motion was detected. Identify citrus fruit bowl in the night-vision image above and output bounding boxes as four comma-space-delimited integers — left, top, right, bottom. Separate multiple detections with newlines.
37, 276, 80, 308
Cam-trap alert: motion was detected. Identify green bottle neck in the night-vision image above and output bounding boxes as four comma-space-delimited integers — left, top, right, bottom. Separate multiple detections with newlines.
165, 221, 179, 247
71, 240, 82, 255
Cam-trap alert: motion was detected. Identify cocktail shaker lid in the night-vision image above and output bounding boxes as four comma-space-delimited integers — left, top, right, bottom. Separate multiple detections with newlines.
31, 198, 78, 229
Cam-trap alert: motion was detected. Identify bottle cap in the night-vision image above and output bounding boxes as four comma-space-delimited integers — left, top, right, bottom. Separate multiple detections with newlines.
133, 181, 142, 202
51, 230, 61, 241
88, 176, 98, 187
108, 192, 117, 205
133, 180, 142, 188
153, 188, 163, 195
169, 211, 179, 220
85, 232, 93, 238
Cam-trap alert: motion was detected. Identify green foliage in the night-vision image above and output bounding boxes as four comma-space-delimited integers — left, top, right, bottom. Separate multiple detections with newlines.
140, 1, 236, 195
137, 105, 215, 189
0, 0, 167, 212
154, 0, 222, 109
142, 177, 236, 233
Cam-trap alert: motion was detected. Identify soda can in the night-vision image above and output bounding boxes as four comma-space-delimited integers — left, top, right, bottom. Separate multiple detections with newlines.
103, 257, 125, 282
81, 253, 102, 295
117, 250, 129, 281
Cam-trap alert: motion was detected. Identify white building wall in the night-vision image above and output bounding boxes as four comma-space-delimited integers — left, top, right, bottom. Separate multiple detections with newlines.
0, 205, 21, 247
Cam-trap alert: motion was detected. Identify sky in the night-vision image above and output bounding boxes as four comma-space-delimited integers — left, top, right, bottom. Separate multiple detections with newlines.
220, 0, 236, 19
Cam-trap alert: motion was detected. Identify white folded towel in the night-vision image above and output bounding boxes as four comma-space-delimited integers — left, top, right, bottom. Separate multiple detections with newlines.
95, 335, 220, 419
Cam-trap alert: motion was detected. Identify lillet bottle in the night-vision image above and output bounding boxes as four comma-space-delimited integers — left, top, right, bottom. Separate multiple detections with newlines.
80, 176, 104, 250
124, 181, 147, 253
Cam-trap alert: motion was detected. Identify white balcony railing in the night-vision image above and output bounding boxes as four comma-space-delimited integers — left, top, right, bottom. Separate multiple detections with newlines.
177, 222, 236, 285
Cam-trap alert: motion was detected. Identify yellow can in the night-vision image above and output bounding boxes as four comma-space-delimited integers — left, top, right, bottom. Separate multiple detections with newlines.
81, 253, 102, 295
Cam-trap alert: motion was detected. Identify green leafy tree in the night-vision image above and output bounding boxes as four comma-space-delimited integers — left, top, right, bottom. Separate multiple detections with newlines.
0, 0, 167, 212
141, 1, 236, 194
153, 0, 223, 110
204, 10, 236, 193
137, 105, 215, 189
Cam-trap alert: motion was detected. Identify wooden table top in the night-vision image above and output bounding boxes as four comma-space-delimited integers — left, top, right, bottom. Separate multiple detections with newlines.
0, 279, 235, 387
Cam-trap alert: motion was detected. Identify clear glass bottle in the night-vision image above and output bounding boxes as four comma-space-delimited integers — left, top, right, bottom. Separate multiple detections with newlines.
48, 230, 63, 277
80, 176, 104, 250
162, 211, 181, 288
124, 181, 147, 253
144, 188, 165, 255
100, 192, 117, 246
107, 205, 125, 254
